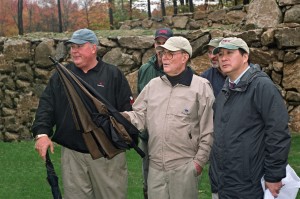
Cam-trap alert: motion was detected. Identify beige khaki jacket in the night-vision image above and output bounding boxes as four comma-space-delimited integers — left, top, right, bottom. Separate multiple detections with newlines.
126, 74, 214, 170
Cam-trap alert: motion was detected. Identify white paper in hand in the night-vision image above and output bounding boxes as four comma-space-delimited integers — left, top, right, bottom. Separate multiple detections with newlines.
261, 164, 300, 199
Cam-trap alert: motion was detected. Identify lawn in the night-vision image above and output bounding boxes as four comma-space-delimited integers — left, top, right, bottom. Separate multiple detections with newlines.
0, 133, 299, 199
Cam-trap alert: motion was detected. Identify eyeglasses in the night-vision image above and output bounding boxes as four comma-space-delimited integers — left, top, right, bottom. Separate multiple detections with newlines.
158, 51, 183, 60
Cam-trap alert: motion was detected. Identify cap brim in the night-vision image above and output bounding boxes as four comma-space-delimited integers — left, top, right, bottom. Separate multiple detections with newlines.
155, 35, 170, 40
156, 43, 181, 52
66, 39, 88, 44
212, 45, 239, 55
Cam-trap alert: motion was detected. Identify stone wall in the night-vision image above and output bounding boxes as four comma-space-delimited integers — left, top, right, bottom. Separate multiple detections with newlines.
118, 0, 300, 31
0, 0, 300, 141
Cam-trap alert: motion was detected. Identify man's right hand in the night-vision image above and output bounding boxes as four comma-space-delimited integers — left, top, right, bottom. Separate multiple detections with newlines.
35, 136, 54, 161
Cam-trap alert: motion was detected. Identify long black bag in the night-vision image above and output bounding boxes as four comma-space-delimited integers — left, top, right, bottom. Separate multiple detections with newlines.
49, 57, 145, 159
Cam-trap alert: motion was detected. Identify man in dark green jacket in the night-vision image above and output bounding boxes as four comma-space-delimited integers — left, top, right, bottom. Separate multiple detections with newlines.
137, 27, 173, 199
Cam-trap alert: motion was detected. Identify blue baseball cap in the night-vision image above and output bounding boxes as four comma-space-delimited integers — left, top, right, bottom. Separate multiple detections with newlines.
67, 28, 99, 45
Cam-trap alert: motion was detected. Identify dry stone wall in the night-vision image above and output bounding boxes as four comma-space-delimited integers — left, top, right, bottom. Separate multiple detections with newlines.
0, 0, 300, 141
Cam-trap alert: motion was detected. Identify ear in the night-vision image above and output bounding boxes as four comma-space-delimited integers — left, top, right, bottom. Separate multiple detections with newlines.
91, 44, 97, 54
243, 53, 249, 64
182, 52, 190, 63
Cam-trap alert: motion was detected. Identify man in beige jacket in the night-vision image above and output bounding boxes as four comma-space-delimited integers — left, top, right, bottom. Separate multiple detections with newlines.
123, 36, 215, 199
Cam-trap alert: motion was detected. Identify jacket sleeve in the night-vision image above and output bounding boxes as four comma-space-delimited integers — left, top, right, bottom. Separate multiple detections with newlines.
31, 74, 58, 138
195, 81, 215, 167
255, 77, 291, 182
115, 69, 133, 112
124, 83, 149, 132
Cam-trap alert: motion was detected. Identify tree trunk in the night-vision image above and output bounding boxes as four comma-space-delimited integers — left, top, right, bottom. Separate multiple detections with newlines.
147, 0, 151, 19
179, 0, 184, 5
129, 0, 132, 20
108, 0, 114, 29
57, 0, 63, 32
161, 0, 166, 16
243, 0, 250, 4
18, 0, 23, 35
189, 0, 194, 12
173, 0, 177, 16
218, 0, 223, 8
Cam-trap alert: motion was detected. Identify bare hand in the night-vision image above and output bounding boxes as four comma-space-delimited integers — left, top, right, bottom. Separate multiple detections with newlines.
265, 181, 283, 198
35, 136, 54, 161
193, 161, 203, 176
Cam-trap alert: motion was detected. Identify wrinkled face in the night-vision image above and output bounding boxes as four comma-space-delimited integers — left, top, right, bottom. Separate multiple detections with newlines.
159, 50, 189, 76
208, 46, 219, 68
218, 48, 249, 80
70, 42, 97, 70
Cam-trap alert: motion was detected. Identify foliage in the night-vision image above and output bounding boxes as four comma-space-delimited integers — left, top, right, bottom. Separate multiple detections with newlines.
0, 133, 299, 198
0, 0, 254, 36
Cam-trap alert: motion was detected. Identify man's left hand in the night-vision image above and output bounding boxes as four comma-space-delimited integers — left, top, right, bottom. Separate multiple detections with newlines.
193, 161, 203, 176
265, 181, 283, 198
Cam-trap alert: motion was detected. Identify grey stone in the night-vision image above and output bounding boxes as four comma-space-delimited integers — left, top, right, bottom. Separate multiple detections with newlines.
172, 16, 189, 29
35, 39, 56, 68
118, 36, 154, 49
282, 58, 300, 91
3, 39, 31, 61
275, 27, 300, 49
284, 52, 299, 63
284, 5, 300, 23
246, 0, 282, 28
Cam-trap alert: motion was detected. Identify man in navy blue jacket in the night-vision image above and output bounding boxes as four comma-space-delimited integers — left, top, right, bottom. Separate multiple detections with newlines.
201, 37, 226, 97
209, 37, 291, 199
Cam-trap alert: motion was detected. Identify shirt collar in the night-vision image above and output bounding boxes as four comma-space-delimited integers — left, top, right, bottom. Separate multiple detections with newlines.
229, 66, 250, 85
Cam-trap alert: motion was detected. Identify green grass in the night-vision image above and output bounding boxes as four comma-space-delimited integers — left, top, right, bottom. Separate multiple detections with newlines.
0, 134, 299, 199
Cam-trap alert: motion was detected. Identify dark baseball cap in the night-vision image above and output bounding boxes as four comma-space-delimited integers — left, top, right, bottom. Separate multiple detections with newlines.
67, 28, 99, 45
155, 28, 173, 40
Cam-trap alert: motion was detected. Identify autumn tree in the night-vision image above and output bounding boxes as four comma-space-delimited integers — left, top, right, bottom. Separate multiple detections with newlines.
243, 0, 250, 4
173, 0, 177, 15
78, 0, 94, 28
129, 0, 132, 20
57, 0, 63, 32
188, 0, 194, 12
18, 0, 24, 35
147, 0, 151, 19
108, 0, 114, 29
161, 0, 166, 16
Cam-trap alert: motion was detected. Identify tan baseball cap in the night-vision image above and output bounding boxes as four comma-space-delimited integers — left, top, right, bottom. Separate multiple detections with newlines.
156, 36, 192, 57
206, 37, 224, 48
213, 37, 249, 55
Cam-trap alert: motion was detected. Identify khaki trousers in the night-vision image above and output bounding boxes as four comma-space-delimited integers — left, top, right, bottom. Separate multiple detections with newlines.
61, 147, 128, 199
148, 161, 200, 199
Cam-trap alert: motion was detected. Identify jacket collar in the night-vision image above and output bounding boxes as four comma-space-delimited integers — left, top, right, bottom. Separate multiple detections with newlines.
161, 66, 193, 87
222, 64, 265, 93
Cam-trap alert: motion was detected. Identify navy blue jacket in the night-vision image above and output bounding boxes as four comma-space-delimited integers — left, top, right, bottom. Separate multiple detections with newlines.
209, 66, 291, 199
200, 67, 226, 97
